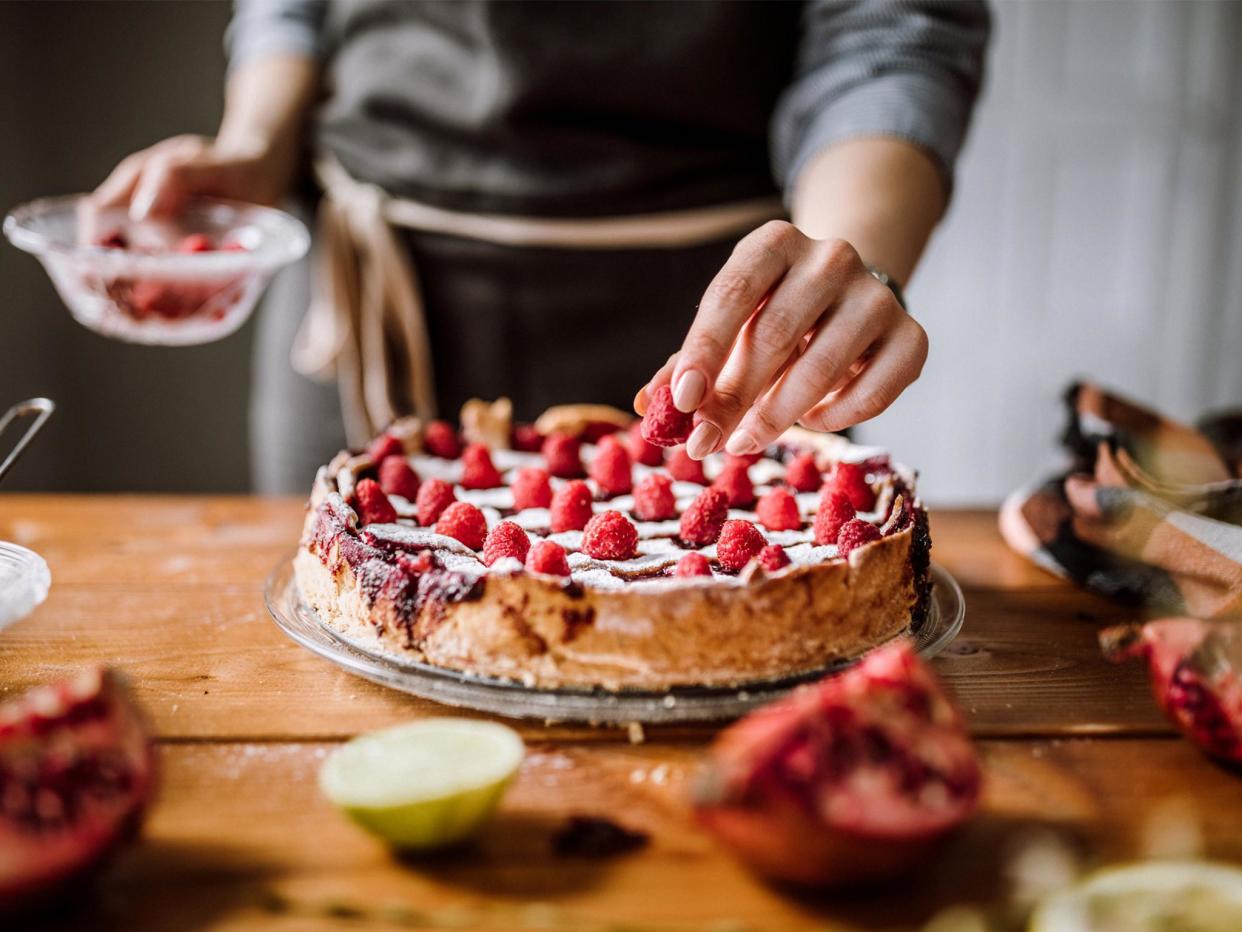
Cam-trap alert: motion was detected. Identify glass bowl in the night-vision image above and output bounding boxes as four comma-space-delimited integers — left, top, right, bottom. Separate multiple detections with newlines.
4, 195, 309, 345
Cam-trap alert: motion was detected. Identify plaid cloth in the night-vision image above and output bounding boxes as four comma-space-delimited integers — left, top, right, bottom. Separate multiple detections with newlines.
999, 383, 1242, 619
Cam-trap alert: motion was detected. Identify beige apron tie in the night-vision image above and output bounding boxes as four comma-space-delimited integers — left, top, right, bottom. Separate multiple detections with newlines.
295, 154, 784, 445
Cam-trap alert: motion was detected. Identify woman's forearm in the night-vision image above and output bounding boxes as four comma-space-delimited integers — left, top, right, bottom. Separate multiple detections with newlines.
216, 54, 320, 189
790, 137, 948, 284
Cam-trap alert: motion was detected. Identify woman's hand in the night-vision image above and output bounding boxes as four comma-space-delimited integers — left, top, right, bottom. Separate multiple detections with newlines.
90, 134, 292, 219
89, 54, 318, 220
636, 220, 928, 460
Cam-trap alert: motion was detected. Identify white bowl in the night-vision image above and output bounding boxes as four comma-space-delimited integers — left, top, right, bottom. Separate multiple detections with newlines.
4, 195, 309, 345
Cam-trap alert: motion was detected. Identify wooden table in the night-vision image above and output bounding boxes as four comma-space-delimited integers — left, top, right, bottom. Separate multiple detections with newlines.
3, 496, 1240, 931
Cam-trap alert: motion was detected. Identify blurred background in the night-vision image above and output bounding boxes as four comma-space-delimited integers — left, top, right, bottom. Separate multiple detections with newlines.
2, 0, 1239, 503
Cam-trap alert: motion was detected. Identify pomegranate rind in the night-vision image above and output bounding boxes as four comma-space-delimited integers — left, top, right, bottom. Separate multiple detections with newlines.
0, 668, 155, 912
695, 640, 980, 886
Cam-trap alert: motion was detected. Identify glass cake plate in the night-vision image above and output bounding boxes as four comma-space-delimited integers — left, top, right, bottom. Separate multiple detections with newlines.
264, 556, 965, 725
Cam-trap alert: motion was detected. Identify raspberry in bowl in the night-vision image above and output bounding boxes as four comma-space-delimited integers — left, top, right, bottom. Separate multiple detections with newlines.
3, 195, 309, 345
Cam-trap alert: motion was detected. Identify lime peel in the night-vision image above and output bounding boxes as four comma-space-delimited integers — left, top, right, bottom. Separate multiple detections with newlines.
320, 718, 525, 850
1029, 860, 1242, 932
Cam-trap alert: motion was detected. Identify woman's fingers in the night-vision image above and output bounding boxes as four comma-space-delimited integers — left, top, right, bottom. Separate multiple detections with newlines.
669, 220, 798, 414
92, 150, 151, 208
693, 238, 866, 456
728, 281, 904, 451
799, 315, 929, 433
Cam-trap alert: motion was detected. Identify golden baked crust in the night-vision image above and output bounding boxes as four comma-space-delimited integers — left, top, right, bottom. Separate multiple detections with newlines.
295, 403, 930, 691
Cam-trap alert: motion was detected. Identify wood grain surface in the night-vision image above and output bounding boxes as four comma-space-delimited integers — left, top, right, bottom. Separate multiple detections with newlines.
2, 496, 1234, 931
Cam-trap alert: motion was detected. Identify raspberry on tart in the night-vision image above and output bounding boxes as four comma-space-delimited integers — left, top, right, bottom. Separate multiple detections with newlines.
483, 521, 531, 567
434, 501, 488, 550
526, 540, 571, 576
680, 487, 730, 547
785, 451, 821, 493
367, 432, 405, 464
422, 420, 462, 459
626, 421, 665, 467
581, 511, 639, 561
633, 473, 676, 521
511, 467, 553, 510
814, 490, 856, 546
757, 544, 791, 572
675, 552, 713, 577
353, 478, 397, 525
756, 487, 800, 532
461, 443, 503, 490
667, 446, 707, 484
415, 478, 456, 526
297, 404, 931, 692
589, 435, 633, 495
716, 519, 766, 572
511, 423, 544, 452
543, 432, 583, 478
713, 458, 756, 508
829, 462, 877, 512
377, 457, 420, 500
550, 480, 595, 533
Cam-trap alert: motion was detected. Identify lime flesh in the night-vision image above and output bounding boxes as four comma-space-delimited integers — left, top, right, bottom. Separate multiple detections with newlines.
1029, 860, 1242, 932
320, 718, 525, 850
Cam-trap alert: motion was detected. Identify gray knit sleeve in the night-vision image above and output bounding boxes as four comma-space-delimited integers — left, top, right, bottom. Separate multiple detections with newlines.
771, 0, 991, 198
226, 0, 327, 68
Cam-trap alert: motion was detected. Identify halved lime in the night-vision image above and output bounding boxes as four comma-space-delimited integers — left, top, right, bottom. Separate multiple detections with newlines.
320, 718, 525, 850
1029, 860, 1242, 932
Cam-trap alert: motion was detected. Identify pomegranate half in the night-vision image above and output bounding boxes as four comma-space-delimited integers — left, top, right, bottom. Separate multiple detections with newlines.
0, 668, 155, 912
695, 639, 981, 886
1101, 618, 1242, 766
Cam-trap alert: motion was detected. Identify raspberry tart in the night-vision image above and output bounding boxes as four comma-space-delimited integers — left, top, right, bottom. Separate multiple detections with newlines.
295, 400, 932, 691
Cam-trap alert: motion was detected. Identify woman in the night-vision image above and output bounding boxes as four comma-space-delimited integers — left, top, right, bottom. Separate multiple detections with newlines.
93, 0, 989, 492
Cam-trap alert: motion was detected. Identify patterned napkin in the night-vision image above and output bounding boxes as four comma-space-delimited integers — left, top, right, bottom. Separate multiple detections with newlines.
999, 383, 1242, 619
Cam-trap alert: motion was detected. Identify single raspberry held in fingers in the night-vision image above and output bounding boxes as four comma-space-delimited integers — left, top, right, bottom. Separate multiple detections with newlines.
679, 487, 730, 546
526, 540, 571, 576
627, 421, 664, 467
482, 521, 531, 566
713, 458, 755, 508
785, 452, 821, 493
589, 435, 633, 495
550, 480, 594, 532
674, 552, 713, 577
640, 384, 694, 447
543, 432, 583, 478
97, 231, 129, 249
422, 420, 462, 459
353, 478, 397, 525
757, 544, 791, 572
461, 443, 503, 489
511, 467, 553, 510
367, 432, 405, 464
756, 487, 801, 532
633, 473, 676, 521
177, 233, 215, 253
435, 501, 488, 550
813, 491, 855, 545
377, 457, 420, 500
581, 511, 639, 561
716, 519, 766, 572
830, 462, 876, 512
667, 446, 707, 484
415, 478, 456, 526
836, 518, 882, 558
511, 423, 544, 452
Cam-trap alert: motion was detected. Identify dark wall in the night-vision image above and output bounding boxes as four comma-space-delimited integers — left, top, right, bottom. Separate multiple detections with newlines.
0, 1, 251, 492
